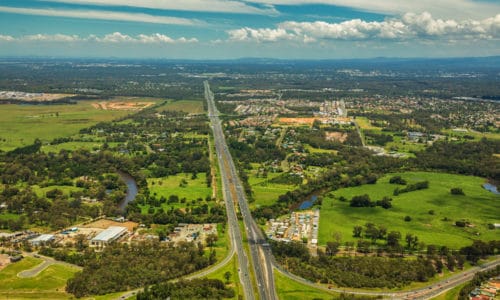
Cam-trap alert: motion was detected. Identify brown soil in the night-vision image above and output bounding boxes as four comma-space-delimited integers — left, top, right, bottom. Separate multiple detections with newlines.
82, 219, 138, 231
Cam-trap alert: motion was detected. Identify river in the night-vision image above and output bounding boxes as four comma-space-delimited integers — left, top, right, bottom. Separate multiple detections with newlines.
117, 171, 138, 211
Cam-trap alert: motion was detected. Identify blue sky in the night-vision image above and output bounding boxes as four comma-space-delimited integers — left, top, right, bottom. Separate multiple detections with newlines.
0, 0, 499, 59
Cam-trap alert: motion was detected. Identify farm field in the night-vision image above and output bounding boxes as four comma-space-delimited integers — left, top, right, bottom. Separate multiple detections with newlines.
319, 172, 500, 249
0, 101, 132, 151
157, 99, 205, 114
0, 257, 79, 299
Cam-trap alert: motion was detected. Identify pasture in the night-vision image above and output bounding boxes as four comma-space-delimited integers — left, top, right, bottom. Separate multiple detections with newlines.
0, 101, 131, 151
157, 99, 205, 114
319, 172, 500, 249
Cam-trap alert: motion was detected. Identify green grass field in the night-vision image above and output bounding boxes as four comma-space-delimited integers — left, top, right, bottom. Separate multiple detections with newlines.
248, 173, 296, 209
0, 257, 79, 299
157, 100, 205, 114
0, 101, 134, 151
319, 171, 500, 249
274, 271, 338, 300
41, 141, 122, 153
148, 173, 212, 202
141, 173, 213, 213
207, 256, 240, 300
355, 117, 383, 132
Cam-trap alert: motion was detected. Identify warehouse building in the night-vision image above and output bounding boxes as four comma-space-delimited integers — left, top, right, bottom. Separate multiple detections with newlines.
29, 234, 55, 246
90, 226, 127, 248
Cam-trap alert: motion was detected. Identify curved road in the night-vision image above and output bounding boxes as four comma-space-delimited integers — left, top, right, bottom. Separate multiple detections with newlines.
18, 252, 82, 278
274, 256, 500, 299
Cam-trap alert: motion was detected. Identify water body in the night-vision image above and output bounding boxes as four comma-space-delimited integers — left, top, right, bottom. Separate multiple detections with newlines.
117, 171, 138, 211
483, 183, 500, 195
299, 195, 318, 210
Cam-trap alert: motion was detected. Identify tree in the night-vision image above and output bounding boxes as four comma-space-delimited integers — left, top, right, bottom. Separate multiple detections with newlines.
387, 231, 401, 248
353, 225, 363, 238
224, 271, 232, 284
350, 194, 373, 207
450, 188, 465, 195
206, 233, 218, 247
326, 241, 341, 256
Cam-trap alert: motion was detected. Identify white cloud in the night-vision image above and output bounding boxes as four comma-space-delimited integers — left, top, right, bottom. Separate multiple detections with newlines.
228, 27, 293, 42
44, 0, 278, 15
24, 33, 81, 42
247, 0, 500, 20
0, 6, 202, 26
0, 35, 15, 41
0, 32, 199, 44
228, 12, 500, 42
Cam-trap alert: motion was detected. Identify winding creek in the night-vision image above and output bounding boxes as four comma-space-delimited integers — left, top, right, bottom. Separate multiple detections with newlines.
117, 171, 138, 211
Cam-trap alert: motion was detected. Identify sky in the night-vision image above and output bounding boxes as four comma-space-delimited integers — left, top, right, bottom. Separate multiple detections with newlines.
0, 0, 499, 59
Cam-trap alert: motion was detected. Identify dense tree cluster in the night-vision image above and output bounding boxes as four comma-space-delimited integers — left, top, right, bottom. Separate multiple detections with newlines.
66, 241, 216, 297
393, 181, 429, 195
413, 139, 500, 180
272, 241, 435, 289
349, 194, 392, 209
136, 279, 235, 300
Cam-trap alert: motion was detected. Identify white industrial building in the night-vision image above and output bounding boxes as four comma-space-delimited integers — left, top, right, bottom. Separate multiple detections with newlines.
90, 226, 127, 248
29, 234, 55, 246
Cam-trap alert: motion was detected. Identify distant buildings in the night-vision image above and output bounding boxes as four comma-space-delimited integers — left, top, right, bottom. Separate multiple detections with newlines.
266, 209, 320, 254
469, 276, 499, 300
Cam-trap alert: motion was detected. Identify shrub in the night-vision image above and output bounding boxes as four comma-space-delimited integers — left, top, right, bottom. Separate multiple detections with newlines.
450, 188, 465, 195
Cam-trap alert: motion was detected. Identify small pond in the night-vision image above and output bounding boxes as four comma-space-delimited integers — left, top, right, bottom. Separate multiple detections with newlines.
299, 195, 318, 210
483, 183, 500, 195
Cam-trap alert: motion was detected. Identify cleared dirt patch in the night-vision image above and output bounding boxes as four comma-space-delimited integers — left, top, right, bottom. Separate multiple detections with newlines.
279, 117, 327, 126
82, 219, 138, 231
92, 101, 154, 111
0, 254, 10, 271
325, 131, 347, 143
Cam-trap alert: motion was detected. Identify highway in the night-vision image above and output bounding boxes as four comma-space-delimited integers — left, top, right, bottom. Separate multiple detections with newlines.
204, 80, 500, 300
205, 81, 277, 300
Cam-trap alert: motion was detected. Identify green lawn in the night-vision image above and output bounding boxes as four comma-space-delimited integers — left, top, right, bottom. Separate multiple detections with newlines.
0, 257, 79, 299
275, 271, 338, 300
157, 100, 205, 114
319, 172, 500, 249
0, 101, 131, 151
